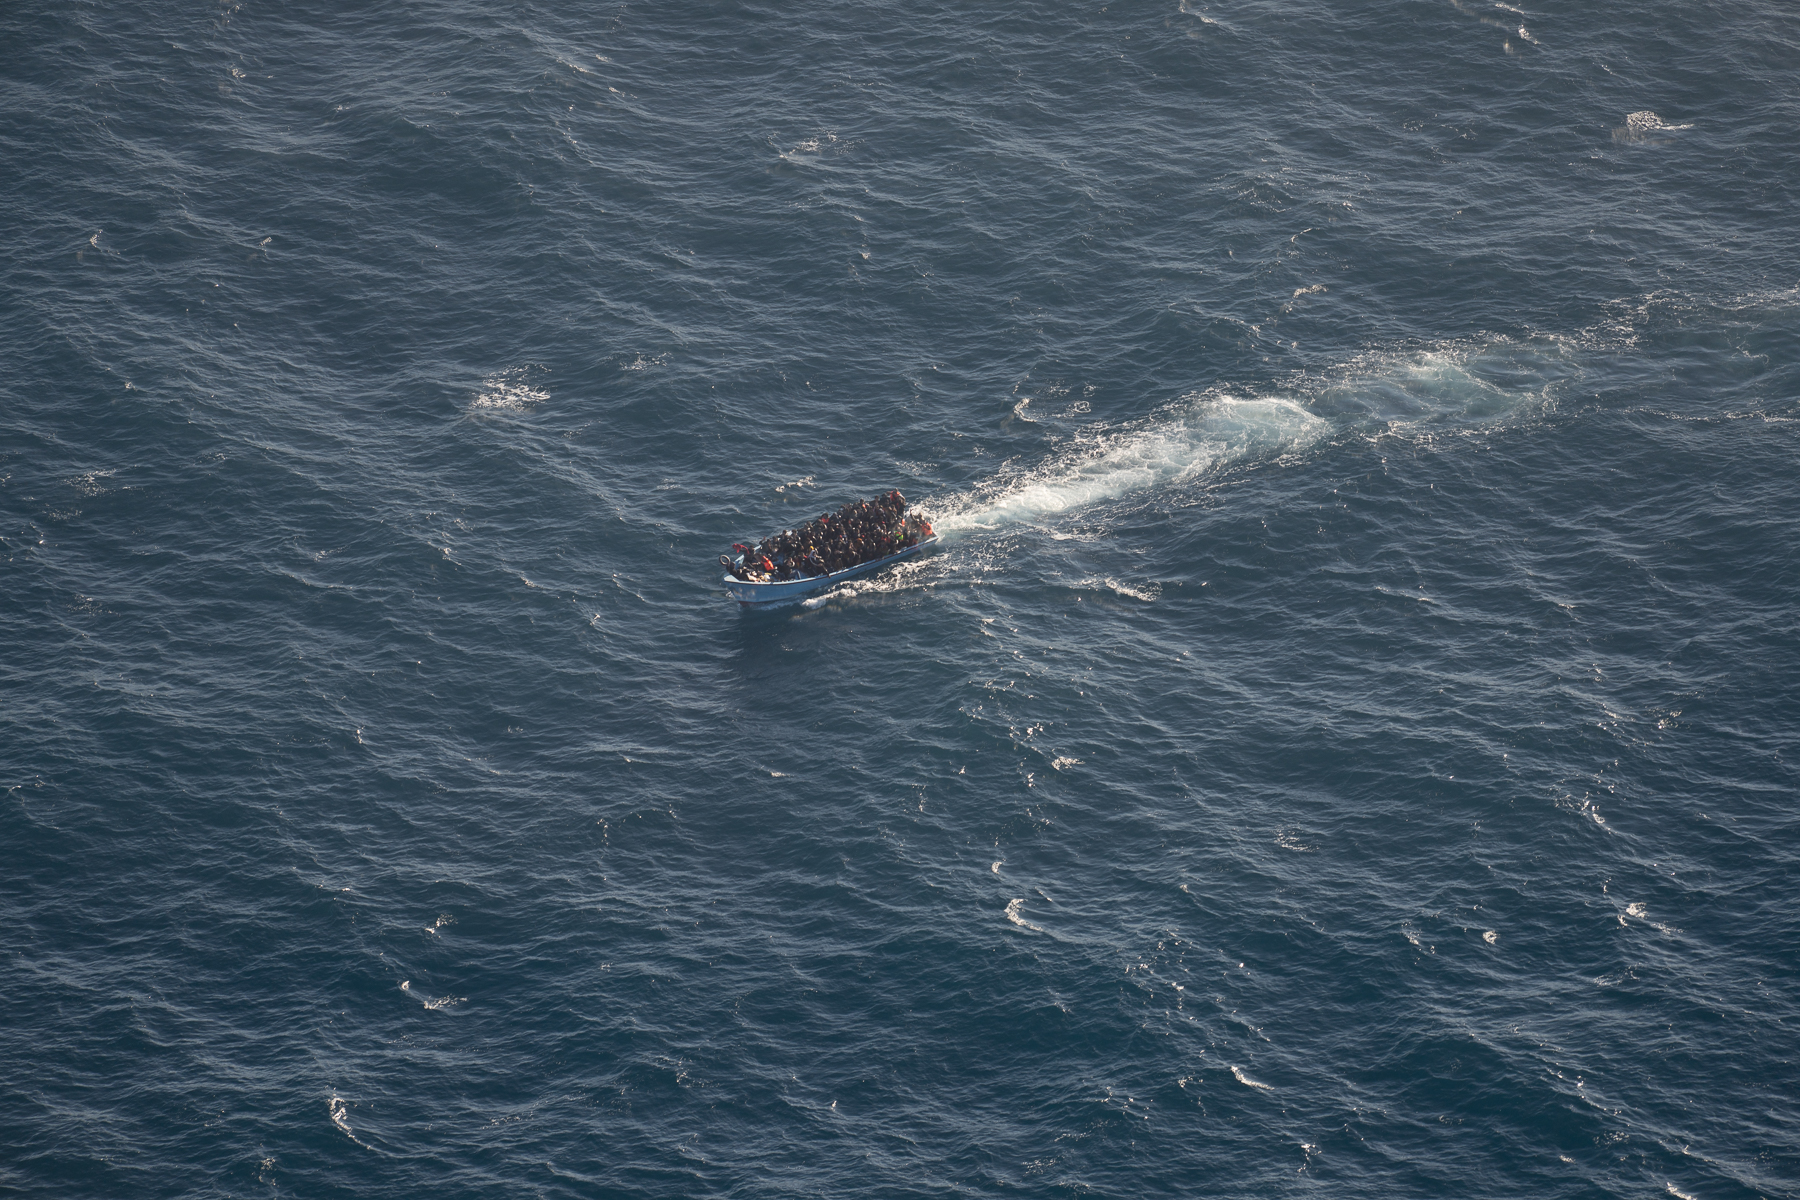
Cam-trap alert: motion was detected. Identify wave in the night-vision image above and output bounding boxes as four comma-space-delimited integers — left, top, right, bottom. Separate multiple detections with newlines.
1003, 898, 1044, 932
471, 365, 549, 412
401, 979, 465, 1011
329, 1095, 377, 1151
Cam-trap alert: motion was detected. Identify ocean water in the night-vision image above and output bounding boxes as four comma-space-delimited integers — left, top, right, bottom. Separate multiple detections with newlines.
2, 1, 1797, 1196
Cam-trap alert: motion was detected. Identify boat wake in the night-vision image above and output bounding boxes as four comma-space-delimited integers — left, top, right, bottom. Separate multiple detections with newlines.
751, 334, 1579, 610
931, 333, 1574, 534
936, 395, 1325, 532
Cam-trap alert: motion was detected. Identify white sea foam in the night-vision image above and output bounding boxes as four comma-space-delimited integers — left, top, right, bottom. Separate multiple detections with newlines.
1615, 111, 1694, 142
401, 979, 465, 1011
1483, 930, 1498, 945
778, 131, 846, 164
1625, 111, 1693, 132
935, 394, 1326, 532
472, 366, 549, 411
70, 469, 116, 497
329, 1096, 376, 1150
1004, 898, 1043, 931
1316, 338, 1572, 429
1275, 828, 1316, 852
1231, 1066, 1273, 1090
796, 559, 934, 610
1177, 0, 1230, 28
1078, 577, 1161, 602
1665, 1185, 1698, 1200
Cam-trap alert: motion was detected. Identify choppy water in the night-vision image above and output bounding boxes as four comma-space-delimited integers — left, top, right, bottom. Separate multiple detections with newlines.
3, 1, 1797, 1196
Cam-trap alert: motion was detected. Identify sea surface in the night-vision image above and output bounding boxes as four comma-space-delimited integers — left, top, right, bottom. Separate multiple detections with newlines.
3, 2, 1797, 1196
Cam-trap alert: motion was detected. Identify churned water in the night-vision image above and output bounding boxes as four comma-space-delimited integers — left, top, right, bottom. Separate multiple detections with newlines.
3, 1, 1797, 1196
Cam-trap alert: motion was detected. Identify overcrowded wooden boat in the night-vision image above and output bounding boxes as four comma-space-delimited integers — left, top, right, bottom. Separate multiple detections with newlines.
720, 491, 937, 606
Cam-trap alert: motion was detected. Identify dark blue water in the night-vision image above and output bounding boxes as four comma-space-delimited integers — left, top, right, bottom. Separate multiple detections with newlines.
4, 2, 1797, 1196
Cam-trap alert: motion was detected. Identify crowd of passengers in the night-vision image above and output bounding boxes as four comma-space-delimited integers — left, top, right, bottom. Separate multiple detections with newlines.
723, 490, 932, 582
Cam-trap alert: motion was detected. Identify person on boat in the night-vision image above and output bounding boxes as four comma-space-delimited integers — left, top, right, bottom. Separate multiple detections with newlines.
726, 489, 930, 583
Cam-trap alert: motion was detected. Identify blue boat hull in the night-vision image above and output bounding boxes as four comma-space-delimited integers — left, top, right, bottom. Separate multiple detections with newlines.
722, 536, 939, 605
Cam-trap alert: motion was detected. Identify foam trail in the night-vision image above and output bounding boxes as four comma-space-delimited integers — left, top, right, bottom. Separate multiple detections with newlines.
329, 1096, 377, 1150
401, 979, 464, 1011
937, 395, 1325, 532
930, 336, 1570, 535
1312, 337, 1575, 427
1003, 898, 1044, 931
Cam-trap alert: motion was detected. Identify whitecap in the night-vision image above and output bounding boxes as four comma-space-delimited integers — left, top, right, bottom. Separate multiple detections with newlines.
1614, 111, 1694, 142
1231, 1066, 1273, 1090
69, 469, 116, 497
1275, 828, 1316, 852
1003, 898, 1043, 932
329, 1096, 376, 1150
400, 979, 465, 1011
1078, 576, 1161, 602
472, 366, 549, 411
777, 131, 845, 164
1626, 111, 1694, 132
